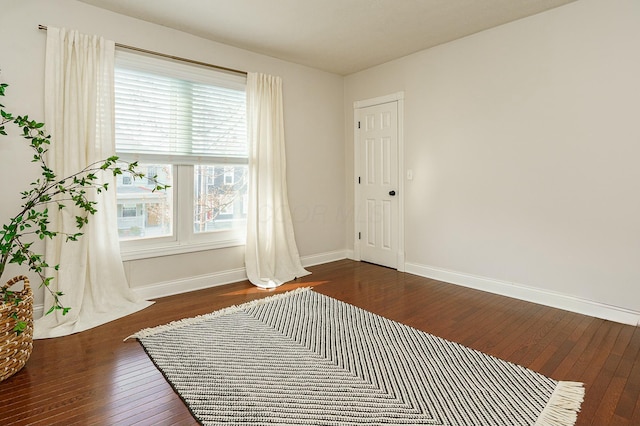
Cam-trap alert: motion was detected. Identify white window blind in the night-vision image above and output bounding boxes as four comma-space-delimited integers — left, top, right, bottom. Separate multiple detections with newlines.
114, 51, 247, 165
114, 50, 249, 257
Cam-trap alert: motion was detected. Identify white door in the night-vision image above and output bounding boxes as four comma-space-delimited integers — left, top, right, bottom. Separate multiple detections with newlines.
356, 101, 399, 269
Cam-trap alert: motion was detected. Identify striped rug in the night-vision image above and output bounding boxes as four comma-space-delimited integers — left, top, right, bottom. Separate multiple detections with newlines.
129, 288, 584, 425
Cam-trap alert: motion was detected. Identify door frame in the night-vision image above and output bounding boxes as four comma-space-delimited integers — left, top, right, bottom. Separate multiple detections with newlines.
353, 92, 405, 272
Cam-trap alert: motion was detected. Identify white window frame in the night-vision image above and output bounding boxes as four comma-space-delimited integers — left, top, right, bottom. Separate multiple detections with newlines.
114, 50, 248, 261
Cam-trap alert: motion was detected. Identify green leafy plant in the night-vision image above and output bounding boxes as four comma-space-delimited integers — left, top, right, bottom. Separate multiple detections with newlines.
0, 82, 167, 334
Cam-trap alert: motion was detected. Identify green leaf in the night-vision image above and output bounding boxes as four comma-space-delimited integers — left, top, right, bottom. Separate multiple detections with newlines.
13, 321, 27, 335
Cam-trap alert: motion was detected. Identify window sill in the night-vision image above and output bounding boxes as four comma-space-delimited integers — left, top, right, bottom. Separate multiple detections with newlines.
120, 238, 245, 261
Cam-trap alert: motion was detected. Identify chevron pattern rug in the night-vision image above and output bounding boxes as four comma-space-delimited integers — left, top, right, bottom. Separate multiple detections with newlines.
130, 288, 584, 425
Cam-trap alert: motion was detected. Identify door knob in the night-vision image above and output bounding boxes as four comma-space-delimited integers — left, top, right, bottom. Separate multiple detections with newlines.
389, 190, 396, 196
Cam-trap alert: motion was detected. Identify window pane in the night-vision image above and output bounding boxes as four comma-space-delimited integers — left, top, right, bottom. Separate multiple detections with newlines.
117, 164, 173, 240
194, 165, 248, 233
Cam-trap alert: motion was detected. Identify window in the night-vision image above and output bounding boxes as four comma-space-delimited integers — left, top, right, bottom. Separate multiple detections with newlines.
121, 205, 138, 217
223, 167, 235, 185
114, 51, 248, 259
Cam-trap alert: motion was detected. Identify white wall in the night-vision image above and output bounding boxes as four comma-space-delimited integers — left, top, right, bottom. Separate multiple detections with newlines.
345, 0, 640, 321
1, 0, 345, 309
4, 0, 639, 324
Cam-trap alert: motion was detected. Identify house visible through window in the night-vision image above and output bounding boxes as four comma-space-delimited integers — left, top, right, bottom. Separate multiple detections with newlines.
114, 50, 248, 257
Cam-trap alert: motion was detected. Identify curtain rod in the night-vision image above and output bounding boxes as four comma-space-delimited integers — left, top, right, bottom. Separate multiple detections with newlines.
38, 24, 248, 77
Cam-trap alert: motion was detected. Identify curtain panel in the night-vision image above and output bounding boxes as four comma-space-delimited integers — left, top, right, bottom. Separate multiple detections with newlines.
34, 27, 152, 339
245, 73, 310, 289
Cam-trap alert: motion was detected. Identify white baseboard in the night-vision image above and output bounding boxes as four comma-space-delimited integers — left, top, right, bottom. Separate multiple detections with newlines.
132, 249, 349, 301
33, 250, 350, 315
300, 250, 348, 267
134, 267, 248, 301
34, 304, 44, 320
37, 254, 637, 326
405, 262, 640, 326
345, 249, 355, 261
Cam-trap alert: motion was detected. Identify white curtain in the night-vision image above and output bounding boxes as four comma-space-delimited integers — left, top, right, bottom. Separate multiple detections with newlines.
245, 73, 310, 289
34, 28, 152, 339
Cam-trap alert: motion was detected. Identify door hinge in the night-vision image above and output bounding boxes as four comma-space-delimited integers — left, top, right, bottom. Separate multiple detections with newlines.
358, 121, 361, 129
358, 176, 361, 184
358, 232, 361, 240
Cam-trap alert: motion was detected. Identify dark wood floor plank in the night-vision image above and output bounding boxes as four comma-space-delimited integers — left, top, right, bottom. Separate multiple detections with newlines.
540, 315, 595, 376
1, 259, 638, 425
631, 397, 640, 425
587, 325, 636, 425
474, 302, 548, 358
612, 327, 640, 422
550, 318, 604, 378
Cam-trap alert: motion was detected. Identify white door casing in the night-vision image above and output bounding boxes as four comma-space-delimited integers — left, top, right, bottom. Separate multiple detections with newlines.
354, 93, 404, 271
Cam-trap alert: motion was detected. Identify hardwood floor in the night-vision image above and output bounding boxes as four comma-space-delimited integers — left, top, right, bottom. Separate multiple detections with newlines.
1, 259, 639, 425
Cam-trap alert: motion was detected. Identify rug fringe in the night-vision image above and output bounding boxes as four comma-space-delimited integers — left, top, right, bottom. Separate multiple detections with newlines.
534, 381, 585, 426
124, 286, 312, 341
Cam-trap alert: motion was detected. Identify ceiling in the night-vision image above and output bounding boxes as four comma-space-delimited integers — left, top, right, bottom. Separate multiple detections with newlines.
77, 0, 576, 75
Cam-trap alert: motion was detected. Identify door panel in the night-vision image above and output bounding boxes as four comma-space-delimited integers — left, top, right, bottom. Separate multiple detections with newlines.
357, 102, 398, 269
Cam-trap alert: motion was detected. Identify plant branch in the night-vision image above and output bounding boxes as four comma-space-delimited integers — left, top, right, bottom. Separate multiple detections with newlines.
0, 82, 167, 333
